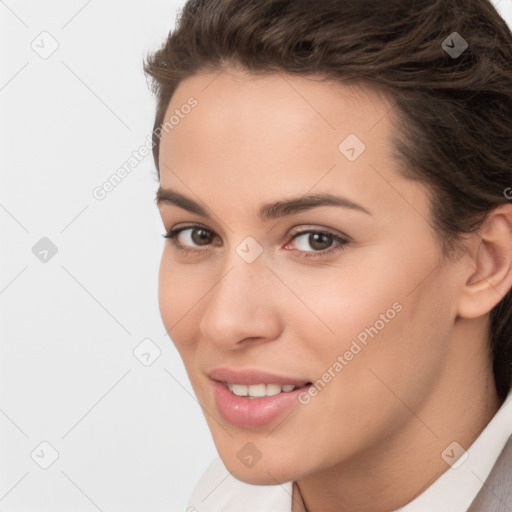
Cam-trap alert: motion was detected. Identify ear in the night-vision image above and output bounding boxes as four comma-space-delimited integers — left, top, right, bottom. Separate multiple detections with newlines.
457, 204, 512, 319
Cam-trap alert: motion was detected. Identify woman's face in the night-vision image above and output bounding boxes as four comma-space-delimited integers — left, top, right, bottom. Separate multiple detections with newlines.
157, 69, 462, 484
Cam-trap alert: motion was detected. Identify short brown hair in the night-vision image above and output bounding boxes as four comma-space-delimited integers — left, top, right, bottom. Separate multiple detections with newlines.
143, 0, 512, 399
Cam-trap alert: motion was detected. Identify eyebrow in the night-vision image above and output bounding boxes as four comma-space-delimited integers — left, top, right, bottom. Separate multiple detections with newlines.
155, 186, 372, 221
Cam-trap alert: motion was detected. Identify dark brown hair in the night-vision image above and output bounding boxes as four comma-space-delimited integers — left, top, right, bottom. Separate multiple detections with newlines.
144, 0, 512, 399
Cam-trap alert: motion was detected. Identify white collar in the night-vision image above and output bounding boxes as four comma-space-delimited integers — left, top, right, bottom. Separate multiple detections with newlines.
396, 386, 512, 512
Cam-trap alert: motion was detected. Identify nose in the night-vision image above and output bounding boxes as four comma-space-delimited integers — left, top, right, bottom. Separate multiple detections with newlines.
198, 250, 283, 350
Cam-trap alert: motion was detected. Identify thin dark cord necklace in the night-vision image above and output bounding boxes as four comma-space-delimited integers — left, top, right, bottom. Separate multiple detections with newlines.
293, 481, 310, 512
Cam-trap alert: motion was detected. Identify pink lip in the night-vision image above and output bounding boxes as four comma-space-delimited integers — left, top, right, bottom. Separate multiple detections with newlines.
208, 368, 312, 428
208, 367, 310, 386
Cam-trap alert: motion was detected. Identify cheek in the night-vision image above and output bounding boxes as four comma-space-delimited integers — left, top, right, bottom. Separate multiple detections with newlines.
274, 256, 403, 359
157, 250, 204, 351
310, 264, 455, 421
293, 246, 452, 393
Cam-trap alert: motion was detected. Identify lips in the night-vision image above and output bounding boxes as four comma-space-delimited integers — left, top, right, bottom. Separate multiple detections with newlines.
208, 367, 311, 386
208, 367, 312, 428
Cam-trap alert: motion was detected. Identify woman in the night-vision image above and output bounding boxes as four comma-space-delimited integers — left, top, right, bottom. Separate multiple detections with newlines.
144, 0, 512, 510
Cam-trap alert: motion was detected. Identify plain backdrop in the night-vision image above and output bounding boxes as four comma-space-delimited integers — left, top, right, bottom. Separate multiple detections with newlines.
1, 1, 512, 511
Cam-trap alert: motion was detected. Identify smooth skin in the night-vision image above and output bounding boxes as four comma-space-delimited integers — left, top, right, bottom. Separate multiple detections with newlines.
156, 68, 512, 512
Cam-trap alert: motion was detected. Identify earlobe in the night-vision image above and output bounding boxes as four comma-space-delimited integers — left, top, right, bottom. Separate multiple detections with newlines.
457, 205, 512, 319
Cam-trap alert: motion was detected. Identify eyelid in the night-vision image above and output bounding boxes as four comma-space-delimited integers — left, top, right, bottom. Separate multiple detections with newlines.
289, 225, 349, 240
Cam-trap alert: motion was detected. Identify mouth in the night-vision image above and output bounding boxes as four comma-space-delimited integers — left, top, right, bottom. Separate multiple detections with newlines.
208, 369, 314, 428
222, 381, 312, 399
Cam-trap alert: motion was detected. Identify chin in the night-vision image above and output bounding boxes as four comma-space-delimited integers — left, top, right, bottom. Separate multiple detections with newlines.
218, 448, 304, 485
227, 462, 296, 485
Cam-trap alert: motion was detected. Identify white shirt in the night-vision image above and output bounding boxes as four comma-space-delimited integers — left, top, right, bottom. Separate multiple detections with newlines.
186, 388, 512, 512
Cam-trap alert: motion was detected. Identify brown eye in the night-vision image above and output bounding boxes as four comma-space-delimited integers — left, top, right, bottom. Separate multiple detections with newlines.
291, 231, 338, 251
308, 232, 334, 251
190, 228, 214, 246
163, 226, 217, 251
288, 230, 349, 259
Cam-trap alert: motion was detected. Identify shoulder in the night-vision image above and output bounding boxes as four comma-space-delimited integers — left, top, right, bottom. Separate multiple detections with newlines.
186, 456, 293, 512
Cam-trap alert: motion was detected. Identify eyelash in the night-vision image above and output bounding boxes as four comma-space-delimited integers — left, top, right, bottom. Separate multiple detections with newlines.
162, 225, 349, 259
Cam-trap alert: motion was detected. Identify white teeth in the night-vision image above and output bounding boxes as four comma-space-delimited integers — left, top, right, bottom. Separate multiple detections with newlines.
265, 384, 282, 396
248, 384, 266, 397
231, 384, 248, 396
226, 382, 299, 397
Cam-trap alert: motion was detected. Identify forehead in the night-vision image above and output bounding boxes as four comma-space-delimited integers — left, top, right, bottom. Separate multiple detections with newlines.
157, 68, 426, 225
163, 68, 395, 146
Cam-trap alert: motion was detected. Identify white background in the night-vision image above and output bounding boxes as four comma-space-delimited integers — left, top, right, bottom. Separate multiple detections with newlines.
1, 1, 511, 511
